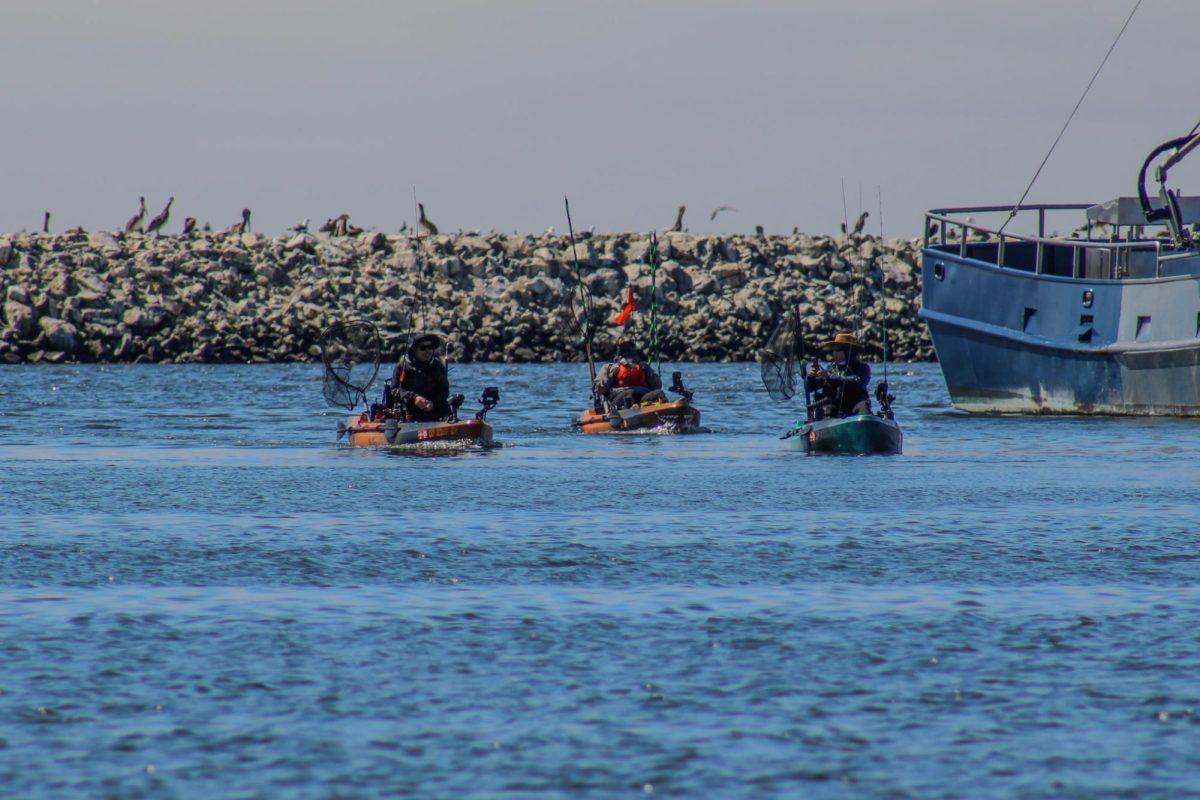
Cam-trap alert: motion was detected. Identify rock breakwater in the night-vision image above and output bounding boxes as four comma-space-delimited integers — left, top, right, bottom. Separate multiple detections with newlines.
0, 228, 931, 364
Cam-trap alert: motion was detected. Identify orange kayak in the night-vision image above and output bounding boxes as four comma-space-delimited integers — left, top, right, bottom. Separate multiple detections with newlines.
340, 414, 494, 447
575, 398, 701, 434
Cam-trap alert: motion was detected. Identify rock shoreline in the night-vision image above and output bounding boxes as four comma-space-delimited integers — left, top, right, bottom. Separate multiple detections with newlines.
0, 229, 931, 365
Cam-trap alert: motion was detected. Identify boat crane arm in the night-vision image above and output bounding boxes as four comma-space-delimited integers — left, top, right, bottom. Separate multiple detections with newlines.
1137, 133, 1200, 247
1158, 132, 1200, 174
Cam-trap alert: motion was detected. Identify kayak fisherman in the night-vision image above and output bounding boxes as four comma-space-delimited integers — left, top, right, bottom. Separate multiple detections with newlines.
389, 333, 453, 421
807, 332, 871, 419
593, 338, 666, 410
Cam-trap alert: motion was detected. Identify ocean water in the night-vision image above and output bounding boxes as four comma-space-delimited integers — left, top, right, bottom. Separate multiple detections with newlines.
2, 361, 1200, 799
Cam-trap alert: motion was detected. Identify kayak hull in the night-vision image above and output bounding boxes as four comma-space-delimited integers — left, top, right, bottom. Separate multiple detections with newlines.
343, 415, 494, 447
790, 415, 902, 455
577, 399, 701, 433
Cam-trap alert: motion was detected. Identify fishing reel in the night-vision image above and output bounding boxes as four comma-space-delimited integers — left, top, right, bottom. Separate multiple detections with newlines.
874, 381, 896, 419
448, 393, 465, 421
669, 371, 694, 402
476, 386, 500, 420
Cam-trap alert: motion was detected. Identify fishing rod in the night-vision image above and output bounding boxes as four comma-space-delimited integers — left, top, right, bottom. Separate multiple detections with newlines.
649, 231, 660, 377
563, 196, 598, 399
796, 304, 814, 421
877, 185, 889, 389
411, 187, 428, 342
872, 184, 896, 418
840, 178, 849, 234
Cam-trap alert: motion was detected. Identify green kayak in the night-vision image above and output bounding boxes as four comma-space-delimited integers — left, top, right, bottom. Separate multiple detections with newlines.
786, 414, 903, 455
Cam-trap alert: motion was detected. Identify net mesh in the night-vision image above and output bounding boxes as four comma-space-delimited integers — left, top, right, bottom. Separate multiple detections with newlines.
320, 320, 382, 409
759, 312, 799, 401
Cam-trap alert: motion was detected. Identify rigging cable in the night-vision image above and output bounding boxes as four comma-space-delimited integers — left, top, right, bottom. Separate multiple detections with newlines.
999, 0, 1143, 235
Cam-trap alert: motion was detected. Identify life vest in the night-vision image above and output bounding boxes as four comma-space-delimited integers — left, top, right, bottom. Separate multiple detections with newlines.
616, 361, 647, 388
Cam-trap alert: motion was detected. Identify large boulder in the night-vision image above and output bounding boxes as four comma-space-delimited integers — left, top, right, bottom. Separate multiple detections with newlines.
38, 317, 81, 353
3, 301, 37, 338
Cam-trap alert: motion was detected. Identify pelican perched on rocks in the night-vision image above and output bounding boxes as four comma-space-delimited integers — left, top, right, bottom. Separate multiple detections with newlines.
669, 205, 686, 232
418, 203, 438, 235
852, 211, 869, 235
182, 217, 197, 236
124, 197, 146, 233
42, 212, 50, 233
145, 197, 173, 235
230, 208, 251, 234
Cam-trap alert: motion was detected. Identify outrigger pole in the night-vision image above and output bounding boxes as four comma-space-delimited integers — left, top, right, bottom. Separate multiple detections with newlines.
564, 196, 597, 389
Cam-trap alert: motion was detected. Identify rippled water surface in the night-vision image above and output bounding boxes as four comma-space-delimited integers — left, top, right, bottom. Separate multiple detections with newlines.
3, 362, 1200, 798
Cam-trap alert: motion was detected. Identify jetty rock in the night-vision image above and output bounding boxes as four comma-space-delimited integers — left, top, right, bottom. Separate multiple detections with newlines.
0, 228, 932, 364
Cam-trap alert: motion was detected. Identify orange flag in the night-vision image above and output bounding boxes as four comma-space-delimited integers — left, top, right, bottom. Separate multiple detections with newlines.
613, 286, 637, 326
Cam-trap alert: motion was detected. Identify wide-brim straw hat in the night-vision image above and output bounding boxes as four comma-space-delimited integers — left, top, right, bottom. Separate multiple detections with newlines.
821, 332, 861, 350
410, 332, 442, 350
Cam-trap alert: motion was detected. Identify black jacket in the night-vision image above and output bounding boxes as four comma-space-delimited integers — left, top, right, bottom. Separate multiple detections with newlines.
390, 351, 451, 421
807, 356, 871, 416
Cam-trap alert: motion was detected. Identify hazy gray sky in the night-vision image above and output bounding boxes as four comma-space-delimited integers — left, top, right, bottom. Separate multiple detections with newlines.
4, 0, 1196, 237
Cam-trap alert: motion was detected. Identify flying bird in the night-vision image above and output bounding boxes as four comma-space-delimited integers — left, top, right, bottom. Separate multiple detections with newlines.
709, 205, 738, 221
145, 197, 173, 235
124, 197, 146, 233
288, 218, 310, 234
668, 205, 686, 232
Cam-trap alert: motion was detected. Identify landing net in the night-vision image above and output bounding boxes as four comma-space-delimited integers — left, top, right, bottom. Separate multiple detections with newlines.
759, 312, 799, 401
320, 320, 382, 410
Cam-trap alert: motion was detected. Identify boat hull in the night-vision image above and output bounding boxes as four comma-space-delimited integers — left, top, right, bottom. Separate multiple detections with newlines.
576, 399, 701, 433
790, 415, 902, 455
343, 415, 494, 447
922, 246, 1200, 415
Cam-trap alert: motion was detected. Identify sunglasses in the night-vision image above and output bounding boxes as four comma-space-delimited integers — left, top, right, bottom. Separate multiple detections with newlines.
416, 344, 436, 351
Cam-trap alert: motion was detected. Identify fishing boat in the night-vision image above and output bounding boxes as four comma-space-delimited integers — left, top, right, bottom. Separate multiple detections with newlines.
563, 202, 703, 435
921, 129, 1200, 415
320, 320, 500, 448
760, 310, 902, 455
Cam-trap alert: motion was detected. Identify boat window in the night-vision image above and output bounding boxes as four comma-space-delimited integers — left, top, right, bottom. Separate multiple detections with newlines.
1082, 289, 1094, 308
1023, 307, 1037, 334
1196, 312, 1200, 338
1076, 315, 1094, 344
933, 262, 944, 281
1136, 316, 1151, 342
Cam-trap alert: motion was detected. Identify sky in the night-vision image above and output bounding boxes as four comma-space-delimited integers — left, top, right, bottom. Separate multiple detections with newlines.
3, 0, 1197, 238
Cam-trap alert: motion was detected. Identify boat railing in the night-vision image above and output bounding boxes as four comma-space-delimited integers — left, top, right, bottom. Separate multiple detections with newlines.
924, 204, 1163, 280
